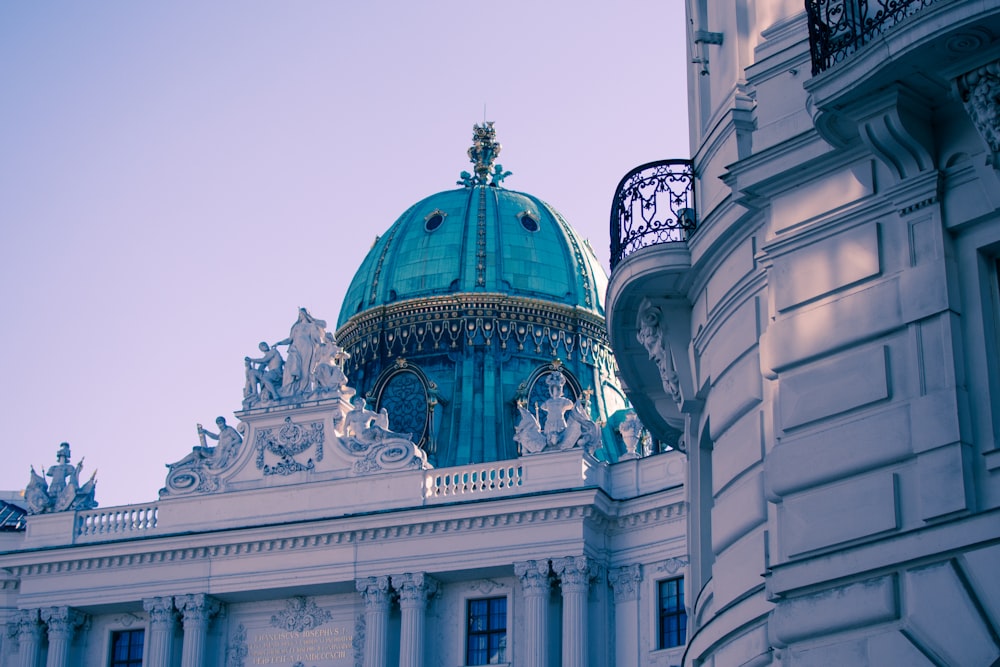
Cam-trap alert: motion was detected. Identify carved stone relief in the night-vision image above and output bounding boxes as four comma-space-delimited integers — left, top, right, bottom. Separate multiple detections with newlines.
956, 59, 1000, 162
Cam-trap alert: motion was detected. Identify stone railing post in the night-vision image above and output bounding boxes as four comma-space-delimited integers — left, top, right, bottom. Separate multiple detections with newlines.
13, 609, 44, 667
608, 564, 642, 666
356, 576, 392, 667
176, 593, 222, 667
142, 597, 177, 667
514, 559, 551, 667
40, 607, 86, 667
393, 572, 438, 667
554, 556, 591, 667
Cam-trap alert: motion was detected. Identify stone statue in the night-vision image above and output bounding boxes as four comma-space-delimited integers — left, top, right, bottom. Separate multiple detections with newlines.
343, 397, 408, 445
167, 417, 243, 472
244, 342, 284, 408
514, 368, 602, 455
24, 443, 98, 514
618, 411, 646, 460
275, 308, 327, 397
636, 302, 683, 405
337, 397, 428, 474
566, 391, 602, 455
312, 332, 349, 395
514, 404, 546, 454
540, 372, 575, 445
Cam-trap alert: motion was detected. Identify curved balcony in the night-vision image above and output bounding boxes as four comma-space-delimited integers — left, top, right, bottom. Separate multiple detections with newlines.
806, 0, 939, 75
610, 160, 695, 271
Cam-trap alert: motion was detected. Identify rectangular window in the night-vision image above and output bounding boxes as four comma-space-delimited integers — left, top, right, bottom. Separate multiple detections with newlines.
466, 596, 507, 665
109, 629, 144, 667
658, 577, 687, 649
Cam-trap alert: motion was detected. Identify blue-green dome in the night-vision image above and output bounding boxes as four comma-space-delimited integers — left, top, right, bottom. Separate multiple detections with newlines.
334, 124, 628, 468
337, 186, 607, 328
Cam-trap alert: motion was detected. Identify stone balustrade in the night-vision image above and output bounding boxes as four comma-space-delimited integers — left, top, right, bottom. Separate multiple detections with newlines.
76, 503, 159, 539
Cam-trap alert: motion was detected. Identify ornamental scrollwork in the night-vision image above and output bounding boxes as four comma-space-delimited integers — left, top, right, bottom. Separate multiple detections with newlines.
270, 597, 334, 634
255, 417, 324, 476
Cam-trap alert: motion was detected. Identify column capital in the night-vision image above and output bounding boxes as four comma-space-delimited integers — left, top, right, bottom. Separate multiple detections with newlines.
392, 572, 438, 609
40, 606, 87, 639
356, 576, 392, 611
514, 559, 551, 596
608, 564, 643, 603
13, 608, 42, 640
553, 556, 592, 593
175, 593, 223, 625
143, 596, 178, 626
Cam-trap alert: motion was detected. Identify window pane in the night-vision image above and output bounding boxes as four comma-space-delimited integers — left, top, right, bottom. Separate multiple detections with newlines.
657, 577, 687, 649
467, 596, 507, 665
110, 630, 145, 667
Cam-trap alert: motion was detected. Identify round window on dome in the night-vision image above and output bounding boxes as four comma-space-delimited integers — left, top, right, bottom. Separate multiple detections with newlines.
519, 213, 539, 232
424, 210, 446, 232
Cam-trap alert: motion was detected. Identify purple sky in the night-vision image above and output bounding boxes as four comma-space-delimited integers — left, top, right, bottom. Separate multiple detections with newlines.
0, 2, 689, 507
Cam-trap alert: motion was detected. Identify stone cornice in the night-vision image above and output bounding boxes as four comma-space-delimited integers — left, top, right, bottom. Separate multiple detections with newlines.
2, 494, 685, 578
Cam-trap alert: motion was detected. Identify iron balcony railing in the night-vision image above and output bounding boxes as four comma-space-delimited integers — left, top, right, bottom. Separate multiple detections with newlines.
806, 0, 938, 75
610, 159, 695, 270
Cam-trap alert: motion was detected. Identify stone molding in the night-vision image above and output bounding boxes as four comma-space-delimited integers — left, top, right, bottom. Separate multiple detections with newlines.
6, 499, 684, 581
608, 563, 643, 602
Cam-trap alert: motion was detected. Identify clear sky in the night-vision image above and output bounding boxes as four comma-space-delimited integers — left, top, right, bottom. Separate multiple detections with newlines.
0, 2, 689, 507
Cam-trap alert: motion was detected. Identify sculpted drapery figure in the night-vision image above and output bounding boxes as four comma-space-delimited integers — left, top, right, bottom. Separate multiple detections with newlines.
168, 417, 243, 471
244, 342, 284, 407
343, 397, 408, 445
275, 307, 327, 397
243, 309, 349, 407
313, 332, 349, 394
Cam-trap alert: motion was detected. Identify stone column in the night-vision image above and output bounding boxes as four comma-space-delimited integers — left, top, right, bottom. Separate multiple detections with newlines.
13, 609, 43, 667
176, 593, 222, 667
356, 576, 392, 667
393, 572, 438, 667
608, 564, 642, 667
142, 597, 177, 667
40, 607, 86, 667
554, 556, 590, 667
514, 560, 551, 667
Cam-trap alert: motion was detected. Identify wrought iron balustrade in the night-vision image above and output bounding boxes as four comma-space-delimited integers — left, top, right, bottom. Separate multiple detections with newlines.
806, 0, 938, 75
610, 159, 695, 270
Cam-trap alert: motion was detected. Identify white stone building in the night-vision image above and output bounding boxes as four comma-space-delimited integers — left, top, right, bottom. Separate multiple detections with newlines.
606, 0, 1000, 665
0, 125, 690, 667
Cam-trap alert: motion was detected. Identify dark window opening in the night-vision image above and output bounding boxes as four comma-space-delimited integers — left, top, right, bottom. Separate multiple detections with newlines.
109, 629, 144, 667
467, 596, 507, 665
658, 577, 687, 649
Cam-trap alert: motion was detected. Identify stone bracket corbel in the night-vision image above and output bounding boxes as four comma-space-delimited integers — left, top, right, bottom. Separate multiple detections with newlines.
848, 85, 935, 183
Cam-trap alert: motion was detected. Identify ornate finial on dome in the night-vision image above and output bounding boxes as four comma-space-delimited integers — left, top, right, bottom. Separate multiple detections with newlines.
461, 122, 513, 187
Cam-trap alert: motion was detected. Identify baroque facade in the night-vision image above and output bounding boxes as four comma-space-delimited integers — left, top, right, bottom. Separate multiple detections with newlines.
0, 124, 689, 667
606, 0, 1000, 665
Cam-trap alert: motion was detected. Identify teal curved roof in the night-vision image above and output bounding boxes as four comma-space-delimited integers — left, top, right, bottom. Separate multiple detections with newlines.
337, 185, 607, 329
